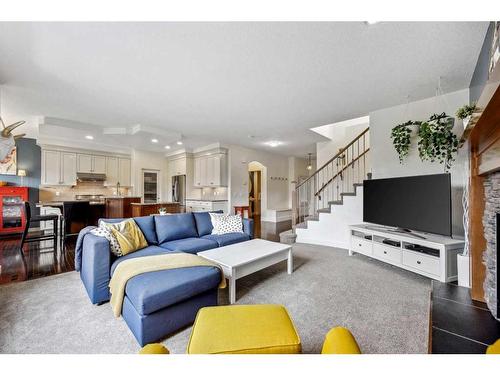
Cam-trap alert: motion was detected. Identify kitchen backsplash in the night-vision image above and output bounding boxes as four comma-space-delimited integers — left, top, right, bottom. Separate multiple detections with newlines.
200, 187, 228, 200
39, 181, 131, 202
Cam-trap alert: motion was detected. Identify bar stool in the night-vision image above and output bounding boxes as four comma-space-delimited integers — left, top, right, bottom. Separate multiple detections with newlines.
20, 201, 59, 253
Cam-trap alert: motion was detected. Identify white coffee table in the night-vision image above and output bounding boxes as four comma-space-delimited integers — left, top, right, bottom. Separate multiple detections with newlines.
197, 238, 293, 304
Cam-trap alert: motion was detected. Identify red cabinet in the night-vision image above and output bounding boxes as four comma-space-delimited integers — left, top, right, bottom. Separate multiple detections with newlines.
0, 186, 28, 235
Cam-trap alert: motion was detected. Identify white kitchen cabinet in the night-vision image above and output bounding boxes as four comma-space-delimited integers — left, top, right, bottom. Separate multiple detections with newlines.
185, 200, 228, 213
93, 155, 106, 174
77, 154, 93, 173
118, 158, 131, 186
77, 154, 107, 173
193, 153, 227, 187
41, 150, 61, 185
194, 157, 205, 187
41, 150, 77, 186
169, 157, 187, 176
105, 157, 119, 185
61, 152, 77, 185
105, 157, 131, 186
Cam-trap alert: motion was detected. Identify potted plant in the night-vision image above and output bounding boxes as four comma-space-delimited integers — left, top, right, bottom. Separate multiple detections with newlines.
456, 103, 477, 129
417, 113, 459, 171
390, 120, 421, 163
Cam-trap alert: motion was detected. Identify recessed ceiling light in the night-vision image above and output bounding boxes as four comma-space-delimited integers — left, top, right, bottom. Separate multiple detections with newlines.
85, 135, 94, 140
365, 21, 379, 25
151, 138, 159, 143
177, 141, 183, 145
266, 141, 282, 147
165, 145, 171, 149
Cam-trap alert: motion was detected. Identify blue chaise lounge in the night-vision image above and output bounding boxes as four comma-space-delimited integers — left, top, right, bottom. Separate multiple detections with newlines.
78, 211, 253, 345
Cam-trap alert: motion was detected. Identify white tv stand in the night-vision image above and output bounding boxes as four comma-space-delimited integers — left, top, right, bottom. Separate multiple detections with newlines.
349, 224, 464, 282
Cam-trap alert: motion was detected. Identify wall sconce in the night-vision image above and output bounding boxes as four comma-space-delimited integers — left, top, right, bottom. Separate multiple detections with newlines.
17, 169, 27, 186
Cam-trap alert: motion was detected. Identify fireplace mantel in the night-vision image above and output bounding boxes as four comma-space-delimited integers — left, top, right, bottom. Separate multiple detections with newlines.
469, 83, 500, 302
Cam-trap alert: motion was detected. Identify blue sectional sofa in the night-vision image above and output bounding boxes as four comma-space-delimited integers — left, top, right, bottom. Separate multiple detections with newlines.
78, 211, 253, 345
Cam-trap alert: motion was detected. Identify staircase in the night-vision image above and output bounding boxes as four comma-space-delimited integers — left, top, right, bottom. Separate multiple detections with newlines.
281, 128, 370, 248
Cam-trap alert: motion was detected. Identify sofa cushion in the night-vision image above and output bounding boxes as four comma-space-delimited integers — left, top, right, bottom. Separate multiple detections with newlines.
102, 219, 148, 256
110, 245, 176, 276
155, 213, 198, 243
193, 211, 223, 237
160, 237, 218, 254
202, 232, 250, 247
100, 216, 158, 245
132, 216, 158, 245
125, 266, 221, 315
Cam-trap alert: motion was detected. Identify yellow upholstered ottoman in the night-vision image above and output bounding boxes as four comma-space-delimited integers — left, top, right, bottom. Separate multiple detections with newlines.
187, 304, 301, 354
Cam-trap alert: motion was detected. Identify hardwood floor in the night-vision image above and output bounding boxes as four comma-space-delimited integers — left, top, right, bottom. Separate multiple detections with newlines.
0, 233, 75, 285
0, 217, 291, 286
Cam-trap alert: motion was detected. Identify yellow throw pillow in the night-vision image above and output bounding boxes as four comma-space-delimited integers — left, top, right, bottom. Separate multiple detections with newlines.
102, 219, 148, 256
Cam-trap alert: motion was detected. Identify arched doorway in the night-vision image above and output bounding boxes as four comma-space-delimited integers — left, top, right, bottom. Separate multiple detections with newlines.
248, 161, 267, 237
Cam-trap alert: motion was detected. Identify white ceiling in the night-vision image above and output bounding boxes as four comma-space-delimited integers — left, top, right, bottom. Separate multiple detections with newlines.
0, 22, 489, 156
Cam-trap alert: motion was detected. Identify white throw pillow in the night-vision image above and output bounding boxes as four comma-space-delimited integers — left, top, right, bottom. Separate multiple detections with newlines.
209, 213, 243, 235
91, 224, 123, 257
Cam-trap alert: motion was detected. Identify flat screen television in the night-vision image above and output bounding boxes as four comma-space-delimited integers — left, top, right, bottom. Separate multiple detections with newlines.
363, 173, 452, 236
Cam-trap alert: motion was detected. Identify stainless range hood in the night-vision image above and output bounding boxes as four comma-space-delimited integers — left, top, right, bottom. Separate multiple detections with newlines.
76, 172, 107, 182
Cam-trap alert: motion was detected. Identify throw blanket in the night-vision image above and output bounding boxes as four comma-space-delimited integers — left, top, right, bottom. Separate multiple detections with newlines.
109, 253, 227, 317
74, 226, 97, 272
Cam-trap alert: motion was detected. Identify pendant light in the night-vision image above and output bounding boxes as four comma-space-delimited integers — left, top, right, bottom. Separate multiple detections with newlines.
306, 153, 312, 171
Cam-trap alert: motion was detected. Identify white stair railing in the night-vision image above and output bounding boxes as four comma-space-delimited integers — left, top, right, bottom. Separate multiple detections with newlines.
292, 128, 370, 232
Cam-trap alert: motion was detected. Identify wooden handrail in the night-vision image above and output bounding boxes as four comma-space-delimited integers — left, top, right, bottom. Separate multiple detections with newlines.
314, 148, 370, 196
296, 127, 369, 189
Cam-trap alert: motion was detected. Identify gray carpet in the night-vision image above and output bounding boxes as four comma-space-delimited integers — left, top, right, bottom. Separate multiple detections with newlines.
0, 243, 431, 354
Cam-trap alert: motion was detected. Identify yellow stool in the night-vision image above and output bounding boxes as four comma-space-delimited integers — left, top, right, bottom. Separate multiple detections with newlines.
321, 327, 361, 354
187, 304, 301, 354
139, 343, 170, 354
487, 339, 500, 354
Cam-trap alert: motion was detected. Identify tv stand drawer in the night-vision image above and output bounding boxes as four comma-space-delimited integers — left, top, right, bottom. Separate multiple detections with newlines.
351, 237, 372, 256
402, 250, 440, 276
373, 243, 401, 264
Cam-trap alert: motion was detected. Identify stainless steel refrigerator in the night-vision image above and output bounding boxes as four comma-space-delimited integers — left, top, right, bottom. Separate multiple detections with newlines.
171, 175, 186, 206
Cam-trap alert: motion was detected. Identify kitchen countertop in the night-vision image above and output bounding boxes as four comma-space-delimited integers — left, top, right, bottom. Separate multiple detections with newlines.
104, 196, 142, 199
185, 199, 228, 202
130, 202, 180, 206
37, 201, 105, 207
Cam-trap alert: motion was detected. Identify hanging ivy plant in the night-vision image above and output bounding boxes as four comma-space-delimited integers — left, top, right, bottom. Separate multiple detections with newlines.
390, 120, 421, 163
417, 112, 459, 171
456, 103, 477, 119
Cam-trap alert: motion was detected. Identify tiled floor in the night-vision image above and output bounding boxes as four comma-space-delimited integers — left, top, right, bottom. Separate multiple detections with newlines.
431, 281, 500, 353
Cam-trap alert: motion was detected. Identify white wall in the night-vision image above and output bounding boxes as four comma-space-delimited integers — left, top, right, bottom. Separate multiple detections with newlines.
316, 122, 368, 168
228, 145, 291, 217
369, 88, 469, 237
130, 149, 169, 202
287, 156, 314, 208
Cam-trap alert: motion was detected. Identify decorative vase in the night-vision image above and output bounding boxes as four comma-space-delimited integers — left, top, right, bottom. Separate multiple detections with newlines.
462, 116, 471, 130
457, 253, 471, 288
